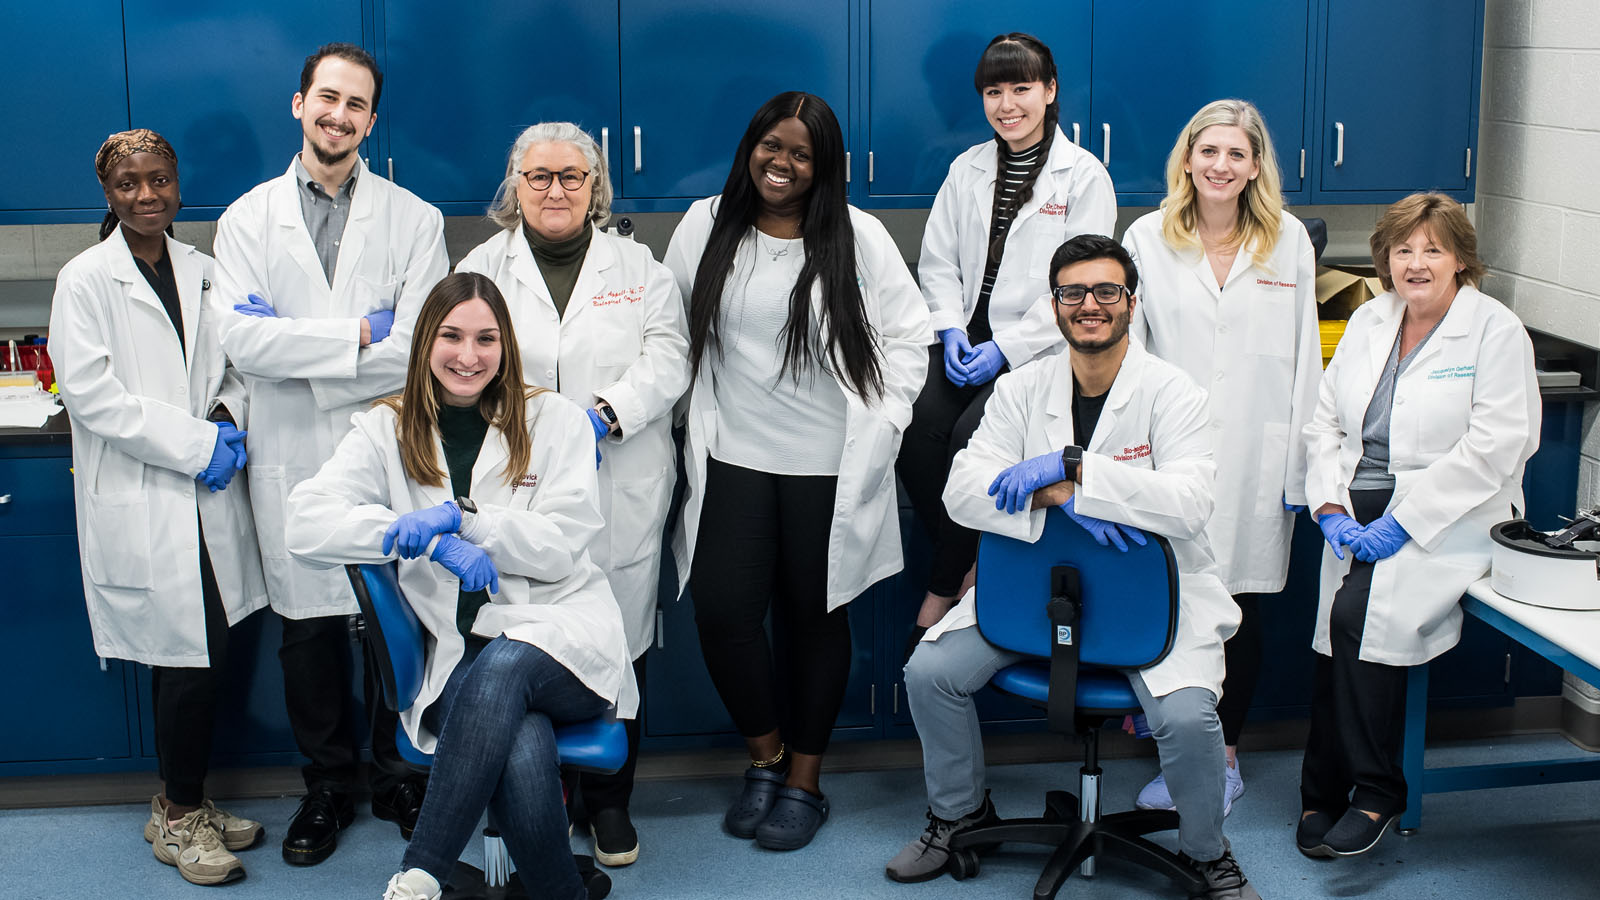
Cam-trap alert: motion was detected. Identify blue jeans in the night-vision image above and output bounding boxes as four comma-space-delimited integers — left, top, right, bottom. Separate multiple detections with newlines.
402, 636, 609, 900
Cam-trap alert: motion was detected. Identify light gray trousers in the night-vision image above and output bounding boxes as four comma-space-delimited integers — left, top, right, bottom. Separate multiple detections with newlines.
904, 624, 1227, 861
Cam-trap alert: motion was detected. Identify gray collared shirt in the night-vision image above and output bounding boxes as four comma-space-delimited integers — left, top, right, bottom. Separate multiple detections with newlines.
291, 155, 358, 284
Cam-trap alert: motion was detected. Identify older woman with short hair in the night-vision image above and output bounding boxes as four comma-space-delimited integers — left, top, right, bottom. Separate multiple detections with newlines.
456, 121, 690, 867
1297, 193, 1539, 858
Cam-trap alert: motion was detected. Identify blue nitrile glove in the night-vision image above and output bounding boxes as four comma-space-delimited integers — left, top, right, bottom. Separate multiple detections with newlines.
1284, 495, 1308, 514
1350, 512, 1410, 563
987, 451, 1067, 515
198, 423, 248, 492
937, 328, 974, 386
1061, 495, 1147, 552
383, 501, 462, 559
1316, 511, 1362, 561
234, 293, 277, 318
960, 340, 1006, 386
365, 308, 395, 344
431, 533, 499, 594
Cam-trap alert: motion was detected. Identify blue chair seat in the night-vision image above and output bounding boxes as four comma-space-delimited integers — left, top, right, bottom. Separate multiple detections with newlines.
991, 662, 1138, 714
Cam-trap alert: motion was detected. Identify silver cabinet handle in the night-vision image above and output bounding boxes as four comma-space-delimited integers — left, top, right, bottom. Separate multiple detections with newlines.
868, 151, 875, 183
1299, 148, 1305, 179
1101, 123, 1111, 166
845, 151, 851, 183
0, 493, 11, 504
1334, 122, 1345, 167
387, 158, 394, 181
601, 126, 609, 163
1465, 147, 1473, 179
1071, 122, 1081, 145
655, 609, 665, 650
633, 126, 642, 173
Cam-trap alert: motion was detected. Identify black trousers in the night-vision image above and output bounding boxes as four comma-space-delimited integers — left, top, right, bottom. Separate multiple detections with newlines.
579, 653, 647, 811
150, 534, 228, 807
1300, 487, 1408, 817
689, 457, 852, 756
895, 345, 1001, 597
279, 611, 411, 795
1217, 592, 1265, 746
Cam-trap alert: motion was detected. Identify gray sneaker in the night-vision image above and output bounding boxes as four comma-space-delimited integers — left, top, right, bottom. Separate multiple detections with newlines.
884, 793, 999, 883
1180, 848, 1261, 900
151, 807, 245, 886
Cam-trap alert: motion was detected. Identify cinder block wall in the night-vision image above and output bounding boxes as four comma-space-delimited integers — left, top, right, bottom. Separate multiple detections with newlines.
1475, 0, 1600, 508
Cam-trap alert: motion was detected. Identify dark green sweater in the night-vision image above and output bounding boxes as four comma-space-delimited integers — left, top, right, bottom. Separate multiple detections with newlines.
437, 403, 490, 639
523, 221, 593, 320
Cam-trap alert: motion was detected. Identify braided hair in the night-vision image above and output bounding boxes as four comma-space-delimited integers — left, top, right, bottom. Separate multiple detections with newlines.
974, 33, 1059, 259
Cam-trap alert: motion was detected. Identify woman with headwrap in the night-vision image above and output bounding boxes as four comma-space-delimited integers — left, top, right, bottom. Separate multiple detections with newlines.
49, 129, 270, 887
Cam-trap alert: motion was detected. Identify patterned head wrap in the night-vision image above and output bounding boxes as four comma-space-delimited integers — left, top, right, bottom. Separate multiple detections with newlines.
95, 129, 178, 182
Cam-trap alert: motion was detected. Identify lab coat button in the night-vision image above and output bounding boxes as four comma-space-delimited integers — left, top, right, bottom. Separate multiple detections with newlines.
546, 369, 556, 379
176, 385, 187, 395
1214, 372, 1224, 382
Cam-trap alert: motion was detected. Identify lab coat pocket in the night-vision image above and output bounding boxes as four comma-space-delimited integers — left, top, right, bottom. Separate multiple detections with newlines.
84, 492, 154, 590
855, 417, 901, 505
251, 466, 292, 560
594, 317, 644, 367
1246, 294, 1296, 358
1255, 422, 1291, 516
609, 472, 669, 566
1414, 381, 1473, 456
354, 277, 399, 315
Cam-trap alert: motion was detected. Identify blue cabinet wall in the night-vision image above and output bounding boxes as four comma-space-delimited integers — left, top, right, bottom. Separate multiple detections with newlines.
0, 0, 1487, 223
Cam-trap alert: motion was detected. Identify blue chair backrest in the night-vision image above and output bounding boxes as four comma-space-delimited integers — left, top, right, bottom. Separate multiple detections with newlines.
346, 563, 427, 714
974, 507, 1178, 669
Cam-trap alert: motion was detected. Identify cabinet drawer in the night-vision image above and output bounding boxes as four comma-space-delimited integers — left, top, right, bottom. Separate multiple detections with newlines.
0, 455, 78, 536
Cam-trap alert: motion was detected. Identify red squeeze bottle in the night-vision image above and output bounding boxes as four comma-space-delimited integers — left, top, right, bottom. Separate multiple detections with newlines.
35, 339, 54, 391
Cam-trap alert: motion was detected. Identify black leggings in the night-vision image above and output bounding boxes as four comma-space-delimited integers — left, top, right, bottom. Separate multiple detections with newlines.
689, 457, 852, 756
579, 653, 647, 811
895, 345, 1001, 597
1217, 593, 1265, 746
150, 533, 228, 807
1300, 487, 1408, 817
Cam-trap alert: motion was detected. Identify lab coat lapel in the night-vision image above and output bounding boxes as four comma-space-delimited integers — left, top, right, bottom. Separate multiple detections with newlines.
105, 228, 168, 317
1365, 295, 1404, 386
1086, 342, 1143, 456
1042, 352, 1077, 453
1405, 286, 1479, 372
1184, 249, 1224, 300
561, 225, 613, 327
167, 235, 204, 372
470, 426, 510, 498
509, 229, 557, 313
969, 146, 998, 234
416, 433, 457, 510
271, 161, 334, 294
329, 160, 375, 300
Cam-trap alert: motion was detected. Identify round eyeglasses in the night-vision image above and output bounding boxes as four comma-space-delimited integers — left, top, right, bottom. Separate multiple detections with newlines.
520, 169, 590, 191
1052, 282, 1130, 306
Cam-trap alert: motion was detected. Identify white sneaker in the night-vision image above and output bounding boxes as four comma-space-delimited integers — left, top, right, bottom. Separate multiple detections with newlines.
1135, 773, 1175, 811
383, 868, 442, 900
1223, 761, 1245, 817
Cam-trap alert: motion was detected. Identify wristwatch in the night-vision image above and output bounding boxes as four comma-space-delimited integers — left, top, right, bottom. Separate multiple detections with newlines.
1061, 445, 1084, 483
454, 496, 478, 532
596, 402, 618, 433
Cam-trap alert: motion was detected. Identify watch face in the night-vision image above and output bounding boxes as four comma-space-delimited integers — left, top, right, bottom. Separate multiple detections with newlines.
456, 497, 477, 514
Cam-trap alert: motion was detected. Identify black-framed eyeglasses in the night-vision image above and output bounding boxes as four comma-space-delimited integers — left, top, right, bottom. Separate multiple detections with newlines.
1052, 282, 1130, 306
520, 168, 590, 191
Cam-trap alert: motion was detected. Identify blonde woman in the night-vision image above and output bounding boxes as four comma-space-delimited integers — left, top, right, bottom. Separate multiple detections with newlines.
1123, 99, 1321, 813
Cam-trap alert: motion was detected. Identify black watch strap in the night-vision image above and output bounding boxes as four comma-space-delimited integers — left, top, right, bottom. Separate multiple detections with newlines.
455, 496, 478, 515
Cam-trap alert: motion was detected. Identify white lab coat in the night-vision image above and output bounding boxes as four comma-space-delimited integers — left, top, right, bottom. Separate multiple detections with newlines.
918, 126, 1117, 367
933, 343, 1241, 699
456, 226, 690, 657
1125, 209, 1321, 593
49, 229, 268, 667
285, 391, 636, 754
663, 197, 932, 611
1305, 287, 1540, 665
211, 158, 449, 619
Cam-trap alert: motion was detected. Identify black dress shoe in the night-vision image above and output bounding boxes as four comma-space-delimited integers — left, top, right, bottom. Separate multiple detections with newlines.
282, 788, 355, 866
372, 779, 425, 840
1322, 807, 1396, 856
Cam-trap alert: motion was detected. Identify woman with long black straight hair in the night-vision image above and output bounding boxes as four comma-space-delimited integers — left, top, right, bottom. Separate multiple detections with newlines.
664, 91, 930, 851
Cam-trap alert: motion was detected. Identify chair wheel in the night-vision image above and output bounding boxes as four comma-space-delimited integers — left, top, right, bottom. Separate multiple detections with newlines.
948, 849, 980, 880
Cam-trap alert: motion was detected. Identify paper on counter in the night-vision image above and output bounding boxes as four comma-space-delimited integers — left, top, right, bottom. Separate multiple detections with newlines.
0, 391, 63, 428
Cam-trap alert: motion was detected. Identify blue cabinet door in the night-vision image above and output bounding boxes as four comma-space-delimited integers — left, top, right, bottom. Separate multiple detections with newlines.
1, 3, 129, 219
1316, 0, 1481, 199
617, 0, 851, 203
380, 0, 621, 215
0, 534, 132, 764
122, 1, 365, 214
863, 0, 1092, 206
1088, 1, 1312, 204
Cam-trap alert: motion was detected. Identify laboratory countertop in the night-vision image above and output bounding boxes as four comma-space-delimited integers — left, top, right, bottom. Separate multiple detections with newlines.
0, 411, 70, 448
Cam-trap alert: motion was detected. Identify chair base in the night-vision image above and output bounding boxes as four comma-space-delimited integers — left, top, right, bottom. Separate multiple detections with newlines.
949, 790, 1204, 900
443, 855, 610, 900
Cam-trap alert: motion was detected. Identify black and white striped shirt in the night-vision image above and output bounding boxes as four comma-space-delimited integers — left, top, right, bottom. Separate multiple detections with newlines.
972, 141, 1045, 343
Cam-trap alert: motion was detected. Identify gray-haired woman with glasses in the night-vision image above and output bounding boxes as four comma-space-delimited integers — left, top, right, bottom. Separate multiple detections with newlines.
456, 121, 691, 868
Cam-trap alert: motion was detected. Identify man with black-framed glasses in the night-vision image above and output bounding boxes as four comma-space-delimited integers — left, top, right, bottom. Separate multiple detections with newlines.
888, 233, 1257, 899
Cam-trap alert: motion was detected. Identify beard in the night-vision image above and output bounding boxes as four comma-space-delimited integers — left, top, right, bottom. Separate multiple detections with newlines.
305, 117, 358, 168
1059, 304, 1131, 354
